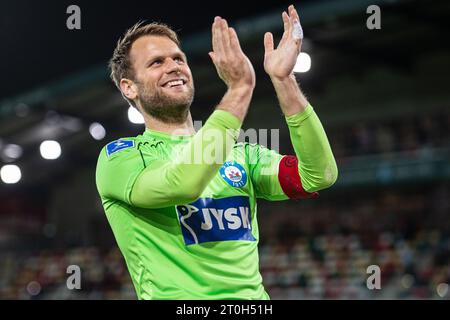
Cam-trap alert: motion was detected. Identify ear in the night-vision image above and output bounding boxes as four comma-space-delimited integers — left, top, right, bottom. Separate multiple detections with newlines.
120, 78, 138, 101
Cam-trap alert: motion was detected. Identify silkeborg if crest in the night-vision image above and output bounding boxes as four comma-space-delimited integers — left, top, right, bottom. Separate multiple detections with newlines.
220, 161, 247, 188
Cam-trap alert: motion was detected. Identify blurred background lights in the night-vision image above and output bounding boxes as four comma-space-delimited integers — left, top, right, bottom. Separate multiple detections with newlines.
40, 140, 61, 160
3, 144, 23, 160
26, 281, 41, 296
89, 122, 106, 140
401, 274, 414, 289
294, 52, 311, 73
128, 106, 145, 124
1, 164, 22, 184
14, 103, 30, 118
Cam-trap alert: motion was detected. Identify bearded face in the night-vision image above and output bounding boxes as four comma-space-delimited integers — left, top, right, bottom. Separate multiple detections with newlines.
127, 35, 195, 124
136, 75, 194, 124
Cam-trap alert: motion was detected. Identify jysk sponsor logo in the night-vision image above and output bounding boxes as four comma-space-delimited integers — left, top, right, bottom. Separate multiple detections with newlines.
220, 161, 247, 188
106, 139, 134, 157
176, 196, 255, 245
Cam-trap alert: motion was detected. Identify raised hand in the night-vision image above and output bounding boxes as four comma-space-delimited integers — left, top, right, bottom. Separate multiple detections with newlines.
263, 5, 303, 80
209, 17, 256, 91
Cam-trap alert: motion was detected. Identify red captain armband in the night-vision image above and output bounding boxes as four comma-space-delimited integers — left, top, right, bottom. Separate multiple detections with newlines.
278, 155, 319, 200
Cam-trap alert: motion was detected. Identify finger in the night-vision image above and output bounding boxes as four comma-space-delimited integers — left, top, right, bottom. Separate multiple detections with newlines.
215, 17, 226, 54
290, 5, 303, 42
292, 19, 303, 42
291, 5, 301, 22
229, 27, 243, 53
282, 11, 289, 35
212, 16, 221, 53
287, 13, 294, 39
220, 19, 232, 55
263, 32, 274, 54
208, 51, 216, 63
288, 4, 295, 19
279, 11, 290, 47
289, 5, 299, 37
290, 4, 301, 30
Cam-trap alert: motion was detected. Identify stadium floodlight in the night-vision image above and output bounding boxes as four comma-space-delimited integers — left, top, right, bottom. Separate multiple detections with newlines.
293, 52, 311, 73
40, 140, 61, 160
89, 122, 106, 140
3, 144, 23, 160
128, 106, 145, 124
0, 164, 21, 184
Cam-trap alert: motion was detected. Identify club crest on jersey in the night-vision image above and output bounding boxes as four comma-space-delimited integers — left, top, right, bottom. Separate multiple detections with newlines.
106, 139, 134, 157
176, 196, 255, 246
220, 161, 247, 188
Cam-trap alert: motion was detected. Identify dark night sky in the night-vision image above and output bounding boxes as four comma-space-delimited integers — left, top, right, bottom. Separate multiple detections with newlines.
0, 0, 304, 100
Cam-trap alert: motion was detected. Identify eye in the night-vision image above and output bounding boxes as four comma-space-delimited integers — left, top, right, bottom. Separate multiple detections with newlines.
174, 57, 184, 64
150, 59, 163, 67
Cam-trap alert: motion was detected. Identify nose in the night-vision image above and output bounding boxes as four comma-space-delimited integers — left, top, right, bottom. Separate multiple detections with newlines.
165, 58, 181, 74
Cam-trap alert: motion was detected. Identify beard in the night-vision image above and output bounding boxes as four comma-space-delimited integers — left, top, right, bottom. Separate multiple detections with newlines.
136, 81, 195, 124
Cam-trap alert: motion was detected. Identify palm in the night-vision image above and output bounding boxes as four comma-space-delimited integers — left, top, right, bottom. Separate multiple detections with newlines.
264, 40, 299, 79
263, 6, 302, 79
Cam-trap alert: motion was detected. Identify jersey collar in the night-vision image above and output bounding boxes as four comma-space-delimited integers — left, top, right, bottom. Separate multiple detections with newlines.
143, 128, 194, 142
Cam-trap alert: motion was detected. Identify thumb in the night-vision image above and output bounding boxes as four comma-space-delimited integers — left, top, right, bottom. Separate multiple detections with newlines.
208, 51, 216, 63
264, 32, 274, 55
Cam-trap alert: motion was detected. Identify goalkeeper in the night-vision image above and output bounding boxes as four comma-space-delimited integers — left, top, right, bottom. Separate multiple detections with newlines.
96, 5, 337, 299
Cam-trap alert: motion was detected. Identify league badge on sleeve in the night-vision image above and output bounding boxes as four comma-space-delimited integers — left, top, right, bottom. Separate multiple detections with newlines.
220, 161, 247, 188
106, 139, 135, 157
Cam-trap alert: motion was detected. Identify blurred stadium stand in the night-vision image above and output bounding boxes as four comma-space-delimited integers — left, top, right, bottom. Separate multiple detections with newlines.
0, 0, 449, 299
1, 185, 449, 299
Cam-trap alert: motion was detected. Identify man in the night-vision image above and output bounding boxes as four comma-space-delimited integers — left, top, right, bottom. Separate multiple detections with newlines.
96, 5, 337, 299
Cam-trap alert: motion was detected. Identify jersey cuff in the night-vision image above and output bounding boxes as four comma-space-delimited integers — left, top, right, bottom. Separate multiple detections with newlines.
208, 110, 242, 142
285, 103, 314, 127
210, 109, 242, 130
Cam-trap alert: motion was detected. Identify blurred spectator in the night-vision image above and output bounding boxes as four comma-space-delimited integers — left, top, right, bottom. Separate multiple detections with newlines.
330, 111, 449, 158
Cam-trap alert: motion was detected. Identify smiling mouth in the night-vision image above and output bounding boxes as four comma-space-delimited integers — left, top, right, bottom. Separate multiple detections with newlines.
162, 79, 187, 88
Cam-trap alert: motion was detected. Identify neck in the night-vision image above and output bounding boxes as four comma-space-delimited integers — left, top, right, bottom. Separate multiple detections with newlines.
143, 111, 196, 135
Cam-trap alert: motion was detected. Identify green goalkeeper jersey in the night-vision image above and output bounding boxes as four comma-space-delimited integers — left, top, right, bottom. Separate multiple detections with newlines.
95, 104, 337, 299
